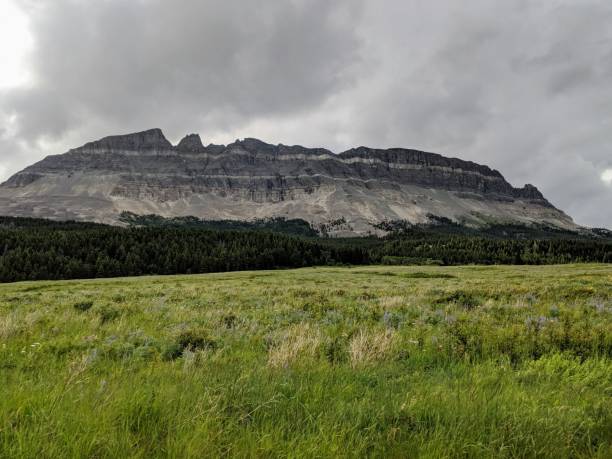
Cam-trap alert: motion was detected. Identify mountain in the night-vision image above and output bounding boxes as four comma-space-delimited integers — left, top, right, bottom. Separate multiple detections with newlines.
0, 128, 577, 236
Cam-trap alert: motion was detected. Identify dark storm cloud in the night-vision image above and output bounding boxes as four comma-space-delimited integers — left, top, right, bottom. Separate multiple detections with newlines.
334, 0, 612, 227
1, 0, 611, 227
4, 0, 363, 140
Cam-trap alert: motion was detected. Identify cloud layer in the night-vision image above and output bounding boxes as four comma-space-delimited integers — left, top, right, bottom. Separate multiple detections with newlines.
1, 0, 611, 227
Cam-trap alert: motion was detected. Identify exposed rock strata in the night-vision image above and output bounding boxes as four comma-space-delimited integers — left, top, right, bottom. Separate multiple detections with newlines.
0, 129, 576, 235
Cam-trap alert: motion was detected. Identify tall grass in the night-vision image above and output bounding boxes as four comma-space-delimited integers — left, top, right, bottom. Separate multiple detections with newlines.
1, 264, 611, 457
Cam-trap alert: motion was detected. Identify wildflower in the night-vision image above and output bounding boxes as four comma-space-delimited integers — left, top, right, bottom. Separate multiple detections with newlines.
383, 310, 402, 329
537, 316, 548, 327
591, 299, 609, 314
525, 316, 548, 332
525, 293, 537, 304
322, 310, 343, 325
97, 379, 107, 395
85, 348, 99, 365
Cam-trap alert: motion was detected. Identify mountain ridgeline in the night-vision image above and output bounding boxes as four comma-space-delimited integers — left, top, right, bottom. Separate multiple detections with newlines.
0, 128, 578, 235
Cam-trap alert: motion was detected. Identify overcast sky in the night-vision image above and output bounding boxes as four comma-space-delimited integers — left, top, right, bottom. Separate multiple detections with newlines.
1, 0, 611, 227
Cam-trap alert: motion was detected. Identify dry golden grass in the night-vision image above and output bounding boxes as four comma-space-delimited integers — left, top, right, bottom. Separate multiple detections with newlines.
378, 296, 405, 309
0, 312, 19, 339
268, 322, 321, 369
182, 349, 211, 371
349, 328, 397, 367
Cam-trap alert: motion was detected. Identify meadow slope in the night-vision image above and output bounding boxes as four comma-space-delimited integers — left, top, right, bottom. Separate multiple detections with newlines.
1, 265, 611, 457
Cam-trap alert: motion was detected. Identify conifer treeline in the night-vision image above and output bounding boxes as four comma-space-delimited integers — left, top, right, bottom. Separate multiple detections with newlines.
0, 225, 368, 282
0, 217, 609, 282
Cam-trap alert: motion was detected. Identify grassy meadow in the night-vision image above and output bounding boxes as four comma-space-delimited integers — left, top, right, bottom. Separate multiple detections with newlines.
1, 264, 611, 458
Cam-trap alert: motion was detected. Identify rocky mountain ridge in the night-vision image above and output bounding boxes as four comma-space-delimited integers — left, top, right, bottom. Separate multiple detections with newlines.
0, 128, 576, 235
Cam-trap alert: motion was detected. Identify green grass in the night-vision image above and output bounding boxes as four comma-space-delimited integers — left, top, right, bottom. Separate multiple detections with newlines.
1, 264, 611, 458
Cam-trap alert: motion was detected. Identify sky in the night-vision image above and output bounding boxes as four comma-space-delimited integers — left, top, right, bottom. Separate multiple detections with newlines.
0, 0, 611, 228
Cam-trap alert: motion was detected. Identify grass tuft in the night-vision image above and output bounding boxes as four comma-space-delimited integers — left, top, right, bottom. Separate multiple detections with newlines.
349, 328, 397, 367
268, 322, 321, 368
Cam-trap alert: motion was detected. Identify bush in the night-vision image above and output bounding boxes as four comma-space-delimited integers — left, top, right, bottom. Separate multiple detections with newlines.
73, 301, 93, 312
435, 291, 481, 310
96, 305, 121, 323
163, 330, 217, 360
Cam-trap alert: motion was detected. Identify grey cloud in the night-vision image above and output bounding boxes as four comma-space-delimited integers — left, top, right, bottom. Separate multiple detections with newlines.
1, 0, 611, 227
325, 0, 612, 227
5, 0, 363, 141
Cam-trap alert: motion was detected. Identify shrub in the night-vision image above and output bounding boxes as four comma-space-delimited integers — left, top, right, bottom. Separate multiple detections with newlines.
97, 305, 121, 323
177, 330, 217, 352
324, 336, 349, 364
222, 313, 237, 329
73, 301, 93, 312
435, 291, 481, 310
163, 329, 217, 361
401, 272, 456, 279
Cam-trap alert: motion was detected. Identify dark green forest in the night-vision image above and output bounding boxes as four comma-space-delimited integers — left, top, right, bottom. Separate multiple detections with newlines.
0, 216, 610, 282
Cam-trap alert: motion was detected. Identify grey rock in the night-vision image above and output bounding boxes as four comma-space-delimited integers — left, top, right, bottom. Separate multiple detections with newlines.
176, 134, 205, 152
0, 128, 578, 235
79, 128, 172, 151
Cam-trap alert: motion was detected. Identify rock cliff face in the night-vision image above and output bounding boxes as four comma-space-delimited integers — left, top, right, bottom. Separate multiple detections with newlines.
0, 128, 576, 235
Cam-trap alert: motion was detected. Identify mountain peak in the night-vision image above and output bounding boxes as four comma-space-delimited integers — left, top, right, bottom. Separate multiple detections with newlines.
176, 133, 205, 152
516, 184, 545, 200
0, 129, 578, 234
233, 137, 275, 151
79, 128, 172, 151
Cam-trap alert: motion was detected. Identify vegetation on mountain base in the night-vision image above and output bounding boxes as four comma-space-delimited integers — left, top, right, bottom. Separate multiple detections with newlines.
118, 212, 319, 237
0, 216, 610, 282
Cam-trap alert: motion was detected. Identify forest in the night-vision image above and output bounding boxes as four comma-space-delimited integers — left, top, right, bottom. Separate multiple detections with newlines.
0, 216, 610, 282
